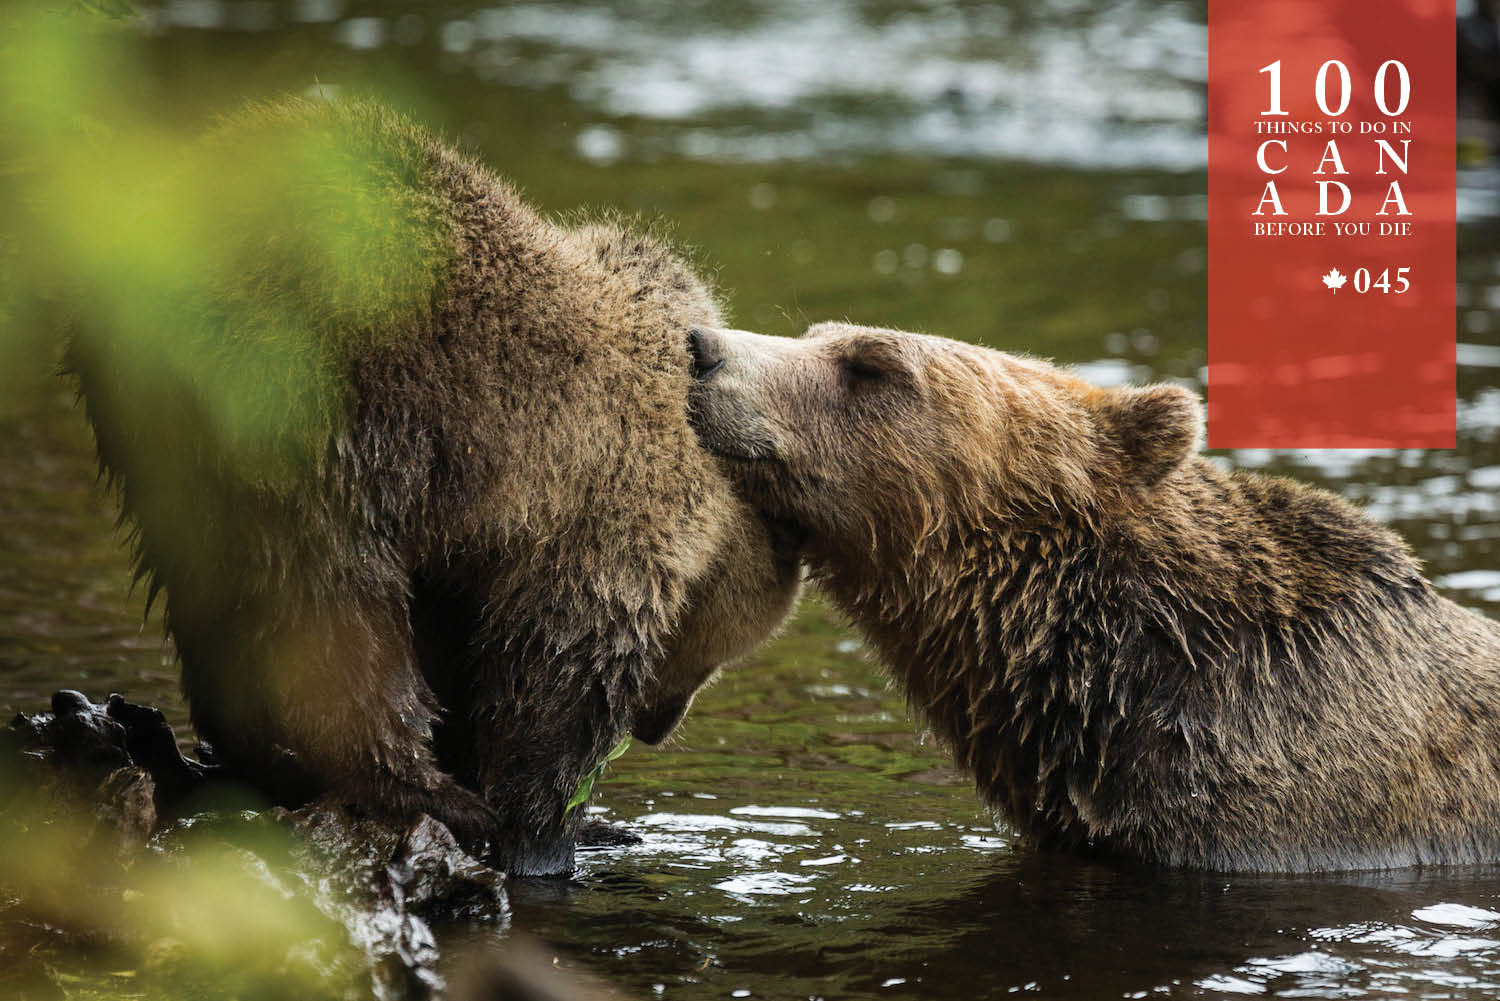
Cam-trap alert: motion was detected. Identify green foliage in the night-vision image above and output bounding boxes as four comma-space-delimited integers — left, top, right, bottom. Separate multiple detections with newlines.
0, 4, 451, 482
565, 736, 634, 818
0, 770, 361, 999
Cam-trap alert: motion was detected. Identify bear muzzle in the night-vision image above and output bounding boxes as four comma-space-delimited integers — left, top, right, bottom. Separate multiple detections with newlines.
687, 326, 726, 380
631, 694, 694, 745
685, 328, 784, 464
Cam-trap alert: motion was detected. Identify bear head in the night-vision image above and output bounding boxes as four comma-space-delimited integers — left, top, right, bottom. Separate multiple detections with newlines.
686, 321, 1202, 560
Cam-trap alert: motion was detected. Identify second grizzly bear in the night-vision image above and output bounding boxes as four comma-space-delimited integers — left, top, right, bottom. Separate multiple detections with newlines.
688, 321, 1500, 872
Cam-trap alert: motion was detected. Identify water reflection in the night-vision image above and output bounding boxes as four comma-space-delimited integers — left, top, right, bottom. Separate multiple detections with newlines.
520, 816, 1500, 999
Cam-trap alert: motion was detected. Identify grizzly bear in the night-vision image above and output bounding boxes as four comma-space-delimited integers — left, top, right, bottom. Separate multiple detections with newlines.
687, 321, 1500, 872
65, 98, 800, 875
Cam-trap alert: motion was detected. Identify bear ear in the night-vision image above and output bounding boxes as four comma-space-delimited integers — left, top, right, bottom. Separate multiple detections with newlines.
1098, 384, 1202, 484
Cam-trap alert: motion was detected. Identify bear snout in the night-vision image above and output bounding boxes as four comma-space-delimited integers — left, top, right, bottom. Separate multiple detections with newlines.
631, 694, 694, 745
688, 326, 726, 380
684, 327, 791, 465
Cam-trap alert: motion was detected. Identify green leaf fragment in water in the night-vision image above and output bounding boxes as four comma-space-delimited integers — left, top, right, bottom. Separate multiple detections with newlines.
564, 736, 632, 818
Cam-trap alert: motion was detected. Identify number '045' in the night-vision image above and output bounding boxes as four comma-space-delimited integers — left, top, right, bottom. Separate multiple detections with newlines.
1259, 60, 1411, 118
1354, 268, 1411, 294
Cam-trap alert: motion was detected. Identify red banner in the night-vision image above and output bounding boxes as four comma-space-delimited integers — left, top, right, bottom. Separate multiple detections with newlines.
1208, 0, 1456, 448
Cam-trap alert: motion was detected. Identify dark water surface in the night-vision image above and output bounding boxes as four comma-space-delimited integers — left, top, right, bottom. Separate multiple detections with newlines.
6, 3, 1500, 999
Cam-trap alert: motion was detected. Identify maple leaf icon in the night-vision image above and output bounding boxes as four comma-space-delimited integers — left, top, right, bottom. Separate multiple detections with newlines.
1321, 267, 1348, 292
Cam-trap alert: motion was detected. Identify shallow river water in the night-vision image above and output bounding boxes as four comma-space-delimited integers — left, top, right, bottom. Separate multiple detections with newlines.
5, 2, 1500, 999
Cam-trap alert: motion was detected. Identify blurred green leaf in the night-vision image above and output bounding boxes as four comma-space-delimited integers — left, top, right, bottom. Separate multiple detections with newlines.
565, 736, 633, 818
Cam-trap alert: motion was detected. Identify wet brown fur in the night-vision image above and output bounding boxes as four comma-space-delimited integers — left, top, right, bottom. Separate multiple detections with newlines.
66, 99, 800, 874
690, 321, 1500, 872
